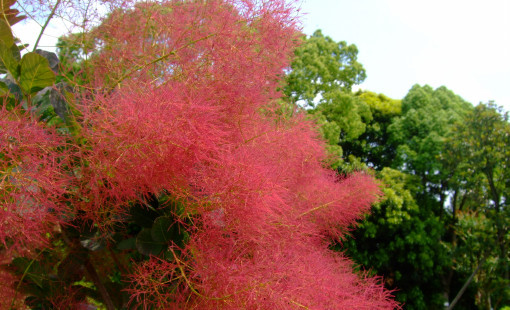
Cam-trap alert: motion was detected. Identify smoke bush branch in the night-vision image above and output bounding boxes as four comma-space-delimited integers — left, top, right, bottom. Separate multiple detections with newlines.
170, 247, 233, 301
84, 258, 116, 310
106, 33, 217, 93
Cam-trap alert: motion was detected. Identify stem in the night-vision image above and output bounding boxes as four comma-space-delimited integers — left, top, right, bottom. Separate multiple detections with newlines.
33, 0, 61, 52
289, 299, 309, 309
105, 33, 216, 93
10, 251, 44, 310
298, 200, 337, 218
298, 186, 366, 218
109, 247, 129, 274
84, 258, 116, 310
447, 256, 486, 310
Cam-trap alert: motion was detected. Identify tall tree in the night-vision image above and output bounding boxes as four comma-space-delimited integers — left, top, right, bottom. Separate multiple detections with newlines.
344, 167, 449, 310
284, 31, 372, 169
342, 91, 401, 170
309, 91, 372, 169
445, 103, 510, 309
287, 43, 453, 306
388, 85, 472, 216
284, 29, 366, 107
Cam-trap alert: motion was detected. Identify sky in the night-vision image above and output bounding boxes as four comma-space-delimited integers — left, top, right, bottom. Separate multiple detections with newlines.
299, 0, 510, 110
12, 0, 510, 110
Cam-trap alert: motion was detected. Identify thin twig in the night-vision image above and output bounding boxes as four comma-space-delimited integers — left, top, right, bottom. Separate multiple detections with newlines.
447, 255, 487, 310
169, 247, 231, 301
298, 200, 337, 218
10, 251, 44, 310
298, 187, 365, 218
105, 33, 217, 94
289, 299, 310, 309
33, 0, 62, 52
84, 257, 116, 310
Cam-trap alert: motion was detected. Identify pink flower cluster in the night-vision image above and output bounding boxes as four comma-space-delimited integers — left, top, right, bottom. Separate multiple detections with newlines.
0, 0, 399, 308
77, 0, 399, 308
0, 107, 69, 257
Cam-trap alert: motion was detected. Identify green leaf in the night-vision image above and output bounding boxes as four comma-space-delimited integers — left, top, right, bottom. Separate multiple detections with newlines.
129, 203, 160, 228
136, 228, 164, 256
0, 80, 9, 96
35, 49, 59, 73
11, 257, 45, 288
0, 40, 18, 77
151, 216, 179, 243
116, 237, 136, 250
19, 52, 55, 94
0, 78, 21, 100
0, 19, 14, 47
10, 42, 21, 61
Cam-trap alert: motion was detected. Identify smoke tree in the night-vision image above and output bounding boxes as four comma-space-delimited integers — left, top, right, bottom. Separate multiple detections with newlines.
0, 0, 399, 308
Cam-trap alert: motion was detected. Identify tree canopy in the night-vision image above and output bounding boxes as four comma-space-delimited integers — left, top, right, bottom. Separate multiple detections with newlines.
284, 29, 366, 107
284, 31, 509, 309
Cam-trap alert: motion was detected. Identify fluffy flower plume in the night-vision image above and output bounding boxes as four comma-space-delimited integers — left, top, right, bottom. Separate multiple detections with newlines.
0, 108, 69, 256
78, 0, 399, 308
2, 0, 399, 308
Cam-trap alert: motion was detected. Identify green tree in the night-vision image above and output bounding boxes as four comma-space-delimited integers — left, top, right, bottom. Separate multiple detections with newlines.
288, 52, 455, 307
389, 85, 472, 195
341, 91, 401, 170
344, 167, 448, 309
445, 103, 510, 309
309, 91, 372, 169
284, 30, 370, 169
284, 29, 366, 107
285, 35, 457, 307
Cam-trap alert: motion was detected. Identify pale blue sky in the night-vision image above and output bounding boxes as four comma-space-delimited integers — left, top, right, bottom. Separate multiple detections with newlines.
13, 0, 510, 109
299, 0, 510, 110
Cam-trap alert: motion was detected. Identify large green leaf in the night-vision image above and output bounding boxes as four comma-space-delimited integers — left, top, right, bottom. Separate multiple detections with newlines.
11, 42, 21, 61
19, 52, 55, 94
116, 237, 136, 250
0, 40, 18, 77
136, 228, 164, 256
129, 203, 160, 228
0, 78, 21, 109
151, 216, 179, 243
0, 80, 9, 96
0, 19, 14, 47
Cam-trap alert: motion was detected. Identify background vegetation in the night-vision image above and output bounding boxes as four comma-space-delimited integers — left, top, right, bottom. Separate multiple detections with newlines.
286, 31, 509, 309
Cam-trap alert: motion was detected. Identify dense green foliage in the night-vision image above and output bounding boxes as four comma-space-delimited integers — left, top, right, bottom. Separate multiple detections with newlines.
286, 32, 509, 310
284, 29, 366, 107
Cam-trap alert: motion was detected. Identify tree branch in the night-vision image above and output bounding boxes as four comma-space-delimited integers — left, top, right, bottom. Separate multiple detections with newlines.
447, 256, 486, 310
84, 258, 116, 310
33, 0, 61, 52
